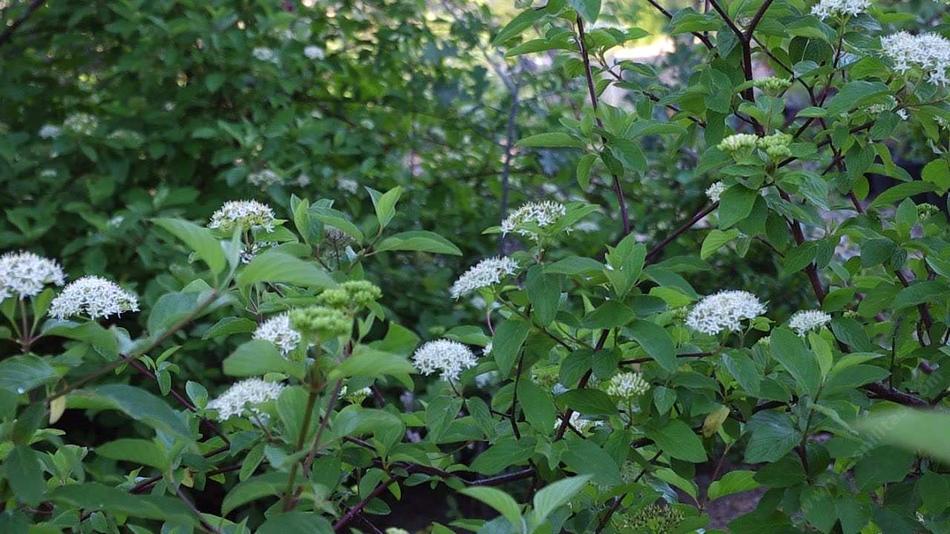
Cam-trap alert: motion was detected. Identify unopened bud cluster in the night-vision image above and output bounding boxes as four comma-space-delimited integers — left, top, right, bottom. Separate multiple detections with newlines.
290, 305, 351, 340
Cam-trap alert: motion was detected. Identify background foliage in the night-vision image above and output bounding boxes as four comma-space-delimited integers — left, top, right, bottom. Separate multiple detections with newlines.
1, 0, 949, 532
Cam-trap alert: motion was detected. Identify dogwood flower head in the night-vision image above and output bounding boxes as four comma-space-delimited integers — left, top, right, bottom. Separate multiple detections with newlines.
247, 168, 283, 188
810, 0, 870, 19
450, 256, 518, 299
289, 305, 350, 340
49, 276, 139, 320
706, 181, 727, 203
411, 339, 478, 382
0, 251, 65, 300
759, 132, 793, 158
39, 125, 62, 139
252, 47, 279, 63
717, 133, 759, 153
337, 177, 359, 193
788, 310, 832, 336
686, 290, 767, 335
63, 113, 98, 136
253, 314, 302, 356
304, 45, 325, 59
339, 385, 372, 404
606, 372, 650, 398
501, 201, 566, 239
752, 76, 791, 92
208, 200, 275, 233
881, 32, 950, 86
207, 378, 285, 420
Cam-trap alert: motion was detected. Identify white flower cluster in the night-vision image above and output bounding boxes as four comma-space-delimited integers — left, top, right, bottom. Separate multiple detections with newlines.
0, 251, 65, 300
705, 181, 727, 203
411, 339, 478, 382
39, 125, 62, 139
686, 290, 767, 335
788, 310, 832, 336
252, 47, 279, 64
248, 169, 283, 188
501, 201, 566, 239
304, 45, 325, 59
881, 32, 950, 86
107, 129, 144, 145
867, 96, 908, 120
207, 378, 285, 420
810, 0, 870, 19
450, 256, 518, 299
337, 177, 359, 193
253, 314, 301, 356
49, 276, 139, 320
63, 113, 98, 136
606, 372, 650, 398
208, 200, 276, 233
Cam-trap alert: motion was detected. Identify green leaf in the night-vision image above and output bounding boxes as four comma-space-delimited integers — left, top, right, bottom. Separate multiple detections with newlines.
0, 355, 58, 395
526, 266, 559, 326
517, 132, 585, 149
459, 487, 523, 528
604, 233, 645, 298
425, 395, 463, 443
583, 301, 635, 329
223, 339, 297, 378
257, 513, 333, 534
561, 438, 621, 486
718, 185, 757, 228
701, 229, 740, 259
721, 350, 761, 395
856, 408, 950, 464
576, 153, 597, 189
646, 420, 707, 462
517, 379, 555, 432
868, 181, 937, 210
221, 473, 285, 515
708, 470, 760, 501
770, 327, 822, 396
824, 81, 889, 115
147, 290, 200, 334
629, 320, 677, 372
570, 0, 601, 23
6, 446, 44, 505
153, 218, 226, 275
329, 346, 415, 381
310, 206, 364, 243
493, 319, 531, 378
531, 475, 593, 526
89, 384, 191, 439
744, 411, 801, 463
545, 256, 603, 275
370, 185, 402, 229
237, 251, 335, 289
471, 437, 537, 474
493, 7, 545, 45
892, 280, 948, 310
49, 483, 196, 525
558, 389, 617, 416
375, 230, 462, 256
922, 159, 950, 191
97, 438, 167, 469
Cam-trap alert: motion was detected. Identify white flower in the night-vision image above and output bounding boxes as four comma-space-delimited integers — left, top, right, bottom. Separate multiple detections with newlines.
253, 314, 301, 356
207, 378, 285, 420
208, 200, 276, 233
450, 256, 518, 299
248, 168, 283, 188
706, 181, 727, 203
501, 201, 566, 239
0, 251, 65, 300
411, 339, 478, 382
39, 125, 62, 139
304, 45, 324, 59
337, 177, 359, 193
810, 0, 869, 19
606, 372, 650, 398
49, 276, 139, 320
63, 113, 98, 136
686, 290, 767, 335
252, 47, 279, 64
881, 32, 950, 86
789, 310, 832, 336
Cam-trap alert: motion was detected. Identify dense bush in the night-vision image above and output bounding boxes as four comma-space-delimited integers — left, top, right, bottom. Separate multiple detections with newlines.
1, 0, 949, 533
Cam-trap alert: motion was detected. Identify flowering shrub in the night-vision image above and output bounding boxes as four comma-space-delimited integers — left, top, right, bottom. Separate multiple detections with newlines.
1, 0, 949, 533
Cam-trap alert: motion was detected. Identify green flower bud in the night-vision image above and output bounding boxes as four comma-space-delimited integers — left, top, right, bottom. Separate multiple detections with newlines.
289, 305, 350, 340
753, 76, 791, 93
616, 504, 685, 533
341, 280, 382, 306
316, 288, 350, 308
